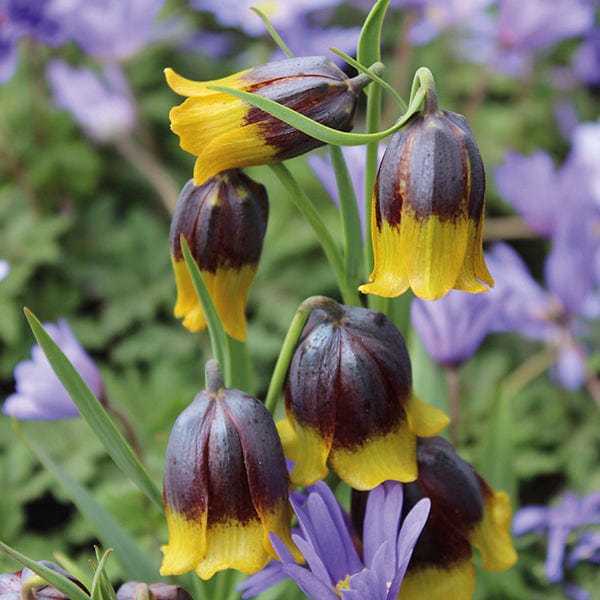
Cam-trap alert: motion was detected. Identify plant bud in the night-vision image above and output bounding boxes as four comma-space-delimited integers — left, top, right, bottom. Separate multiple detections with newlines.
360, 89, 493, 300
165, 56, 370, 185
160, 360, 299, 579
170, 171, 268, 340
278, 297, 449, 490
398, 437, 517, 599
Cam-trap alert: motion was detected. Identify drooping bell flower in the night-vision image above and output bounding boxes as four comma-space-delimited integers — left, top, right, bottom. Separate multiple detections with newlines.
359, 84, 494, 300
170, 171, 268, 341
278, 297, 449, 490
396, 437, 517, 599
165, 56, 371, 185
160, 360, 299, 579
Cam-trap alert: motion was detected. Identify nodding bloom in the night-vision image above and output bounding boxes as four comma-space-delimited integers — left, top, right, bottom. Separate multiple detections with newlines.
160, 360, 299, 580
238, 480, 431, 600
278, 297, 449, 490
395, 437, 516, 599
2, 319, 104, 420
164, 56, 371, 185
169, 172, 268, 341
359, 85, 493, 300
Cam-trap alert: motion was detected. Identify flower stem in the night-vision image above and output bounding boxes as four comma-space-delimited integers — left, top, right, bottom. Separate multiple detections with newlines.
264, 296, 333, 415
445, 366, 461, 446
269, 163, 357, 305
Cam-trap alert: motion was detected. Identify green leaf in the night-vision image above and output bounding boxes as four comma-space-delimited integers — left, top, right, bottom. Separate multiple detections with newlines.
179, 237, 231, 386
23, 309, 163, 510
357, 0, 390, 78
90, 549, 117, 600
250, 7, 293, 58
0, 540, 90, 600
21, 432, 159, 582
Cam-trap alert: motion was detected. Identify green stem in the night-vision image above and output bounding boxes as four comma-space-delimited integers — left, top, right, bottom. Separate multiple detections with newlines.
329, 145, 364, 290
225, 335, 253, 392
264, 296, 337, 415
269, 163, 357, 305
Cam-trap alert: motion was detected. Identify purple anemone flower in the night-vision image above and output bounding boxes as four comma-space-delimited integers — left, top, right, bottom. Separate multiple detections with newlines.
410, 288, 503, 369
573, 28, 600, 88
513, 491, 600, 585
403, 0, 494, 46
189, 0, 341, 37
52, 0, 165, 62
238, 480, 430, 599
2, 319, 103, 420
462, 0, 594, 77
46, 61, 136, 143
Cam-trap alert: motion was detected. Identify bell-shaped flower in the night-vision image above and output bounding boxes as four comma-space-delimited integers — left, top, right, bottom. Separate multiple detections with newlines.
359, 86, 493, 300
160, 360, 299, 579
164, 56, 370, 185
398, 437, 517, 599
170, 171, 268, 341
278, 297, 449, 490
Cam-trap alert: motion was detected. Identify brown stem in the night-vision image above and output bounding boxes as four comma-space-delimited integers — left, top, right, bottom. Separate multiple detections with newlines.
483, 216, 536, 241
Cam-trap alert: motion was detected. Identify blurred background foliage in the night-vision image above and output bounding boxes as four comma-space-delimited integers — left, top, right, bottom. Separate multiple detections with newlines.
0, 1, 599, 598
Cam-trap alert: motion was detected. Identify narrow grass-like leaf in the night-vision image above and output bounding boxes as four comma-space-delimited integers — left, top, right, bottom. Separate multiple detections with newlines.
21, 430, 159, 582
23, 309, 163, 509
250, 7, 293, 57
269, 163, 356, 305
90, 549, 117, 600
179, 237, 231, 385
357, 0, 390, 75
328, 145, 364, 284
0, 540, 90, 600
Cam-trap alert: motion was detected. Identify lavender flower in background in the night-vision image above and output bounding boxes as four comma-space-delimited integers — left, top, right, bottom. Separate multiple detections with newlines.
51, 0, 165, 62
190, 0, 340, 37
0, 259, 9, 281
572, 28, 600, 88
400, 0, 494, 46
461, 0, 594, 77
238, 480, 430, 599
0, 0, 70, 82
46, 61, 137, 143
513, 491, 600, 598
495, 151, 564, 237
2, 319, 103, 420
410, 289, 502, 369
189, 0, 360, 61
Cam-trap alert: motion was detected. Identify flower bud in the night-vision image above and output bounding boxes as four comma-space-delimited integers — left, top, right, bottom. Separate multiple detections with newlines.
165, 56, 370, 185
170, 171, 268, 341
278, 298, 449, 490
160, 360, 299, 579
398, 437, 517, 599
360, 88, 494, 300
116, 582, 192, 600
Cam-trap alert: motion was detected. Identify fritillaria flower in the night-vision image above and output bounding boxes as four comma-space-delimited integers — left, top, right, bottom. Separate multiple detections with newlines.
396, 437, 517, 599
279, 297, 449, 489
2, 319, 103, 420
238, 480, 431, 600
116, 582, 192, 600
169, 172, 268, 341
164, 56, 370, 185
359, 84, 493, 300
160, 360, 298, 579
